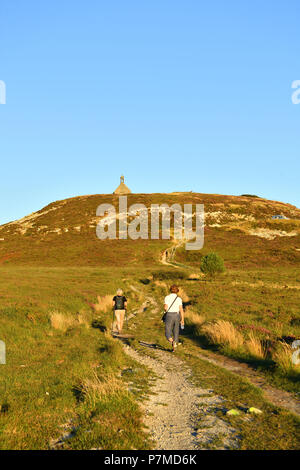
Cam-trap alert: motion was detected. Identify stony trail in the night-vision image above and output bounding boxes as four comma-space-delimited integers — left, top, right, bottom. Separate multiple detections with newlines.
119, 289, 240, 450
123, 343, 240, 450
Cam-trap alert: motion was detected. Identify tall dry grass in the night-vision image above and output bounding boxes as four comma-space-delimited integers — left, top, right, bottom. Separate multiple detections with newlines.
178, 287, 190, 303
50, 311, 77, 331
202, 320, 244, 350
50, 311, 89, 331
273, 342, 300, 374
92, 295, 113, 313
246, 332, 267, 359
184, 309, 205, 333
76, 371, 125, 407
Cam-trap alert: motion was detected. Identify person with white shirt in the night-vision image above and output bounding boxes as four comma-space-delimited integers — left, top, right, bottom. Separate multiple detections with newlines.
163, 285, 184, 352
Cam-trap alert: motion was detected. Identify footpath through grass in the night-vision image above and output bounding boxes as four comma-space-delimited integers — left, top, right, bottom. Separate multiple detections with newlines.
0, 265, 299, 449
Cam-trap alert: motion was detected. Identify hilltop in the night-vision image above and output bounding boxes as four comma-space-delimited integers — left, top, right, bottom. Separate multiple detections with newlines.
0, 192, 299, 267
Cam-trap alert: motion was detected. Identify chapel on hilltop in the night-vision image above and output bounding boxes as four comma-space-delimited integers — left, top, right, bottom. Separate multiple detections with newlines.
113, 175, 132, 195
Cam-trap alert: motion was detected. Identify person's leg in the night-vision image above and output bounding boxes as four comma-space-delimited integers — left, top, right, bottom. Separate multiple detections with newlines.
112, 310, 117, 332
165, 313, 174, 344
173, 314, 180, 344
115, 310, 121, 333
169, 314, 179, 351
119, 310, 125, 332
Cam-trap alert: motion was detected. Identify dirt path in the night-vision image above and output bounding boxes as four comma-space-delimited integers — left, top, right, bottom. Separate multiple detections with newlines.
119, 288, 241, 449
123, 343, 240, 450
160, 241, 186, 267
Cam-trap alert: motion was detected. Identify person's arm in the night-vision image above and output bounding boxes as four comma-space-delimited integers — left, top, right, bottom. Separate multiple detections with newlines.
112, 297, 115, 310
179, 305, 184, 325
163, 295, 168, 312
124, 299, 128, 309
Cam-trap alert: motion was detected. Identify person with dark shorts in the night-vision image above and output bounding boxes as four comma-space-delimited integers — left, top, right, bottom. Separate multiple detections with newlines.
163, 285, 184, 352
112, 289, 127, 334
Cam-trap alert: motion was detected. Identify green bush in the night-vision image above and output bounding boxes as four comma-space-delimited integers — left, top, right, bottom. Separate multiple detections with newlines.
200, 252, 225, 276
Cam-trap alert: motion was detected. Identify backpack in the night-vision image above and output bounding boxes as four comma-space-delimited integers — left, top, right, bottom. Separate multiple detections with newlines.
114, 295, 125, 310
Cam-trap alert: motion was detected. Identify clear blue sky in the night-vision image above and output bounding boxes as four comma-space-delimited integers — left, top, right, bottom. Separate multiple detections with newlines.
0, 0, 299, 224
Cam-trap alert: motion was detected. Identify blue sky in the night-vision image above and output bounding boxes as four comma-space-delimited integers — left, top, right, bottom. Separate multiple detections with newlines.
0, 0, 299, 224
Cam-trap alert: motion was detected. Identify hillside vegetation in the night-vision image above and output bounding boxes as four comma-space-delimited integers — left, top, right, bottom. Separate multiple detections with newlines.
0, 192, 299, 449
0, 192, 299, 267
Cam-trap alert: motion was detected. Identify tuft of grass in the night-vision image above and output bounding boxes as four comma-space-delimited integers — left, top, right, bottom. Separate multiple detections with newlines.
184, 309, 205, 333
50, 311, 79, 331
77, 311, 90, 328
246, 332, 267, 360
92, 295, 113, 313
178, 287, 190, 303
273, 341, 300, 375
202, 320, 244, 351
50, 310, 90, 331
75, 371, 124, 407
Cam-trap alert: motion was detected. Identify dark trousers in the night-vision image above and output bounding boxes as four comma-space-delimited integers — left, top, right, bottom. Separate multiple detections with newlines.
165, 312, 180, 343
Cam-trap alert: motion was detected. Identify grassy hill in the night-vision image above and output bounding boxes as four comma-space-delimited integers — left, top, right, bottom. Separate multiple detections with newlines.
0, 192, 299, 267
0, 192, 299, 450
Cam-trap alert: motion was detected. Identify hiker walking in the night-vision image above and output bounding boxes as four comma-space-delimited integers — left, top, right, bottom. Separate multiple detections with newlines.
112, 289, 127, 334
163, 285, 184, 352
